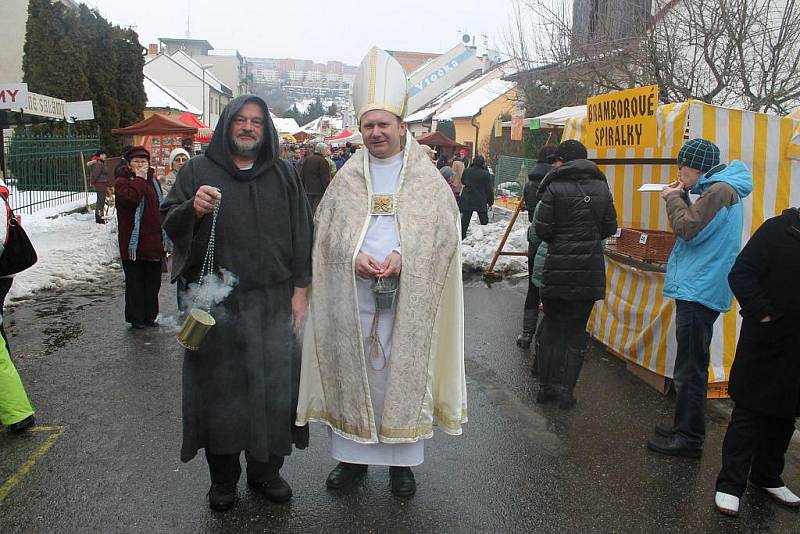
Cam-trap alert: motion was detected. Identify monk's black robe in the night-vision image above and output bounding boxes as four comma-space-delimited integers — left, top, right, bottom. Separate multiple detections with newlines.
161, 95, 312, 462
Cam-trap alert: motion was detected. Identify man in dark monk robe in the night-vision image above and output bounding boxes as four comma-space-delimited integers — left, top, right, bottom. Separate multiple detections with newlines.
162, 95, 313, 512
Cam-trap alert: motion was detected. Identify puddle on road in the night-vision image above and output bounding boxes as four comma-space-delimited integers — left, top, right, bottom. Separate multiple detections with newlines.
5, 281, 117, 359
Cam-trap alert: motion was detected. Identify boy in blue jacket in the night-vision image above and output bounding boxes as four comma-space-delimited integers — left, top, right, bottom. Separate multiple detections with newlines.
647, 138, 753, 458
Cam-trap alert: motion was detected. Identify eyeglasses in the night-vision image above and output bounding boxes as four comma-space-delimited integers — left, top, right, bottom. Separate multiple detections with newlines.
233, 116, 265, 128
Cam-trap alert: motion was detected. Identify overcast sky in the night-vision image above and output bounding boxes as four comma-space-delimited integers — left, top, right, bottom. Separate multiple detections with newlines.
84, 0, 517, 65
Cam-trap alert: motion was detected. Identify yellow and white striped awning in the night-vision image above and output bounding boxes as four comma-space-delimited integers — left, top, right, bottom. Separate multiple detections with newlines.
563, 101, 800, 389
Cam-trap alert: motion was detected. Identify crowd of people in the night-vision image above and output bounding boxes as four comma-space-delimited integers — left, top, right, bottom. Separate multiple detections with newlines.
1, 44, 798, 525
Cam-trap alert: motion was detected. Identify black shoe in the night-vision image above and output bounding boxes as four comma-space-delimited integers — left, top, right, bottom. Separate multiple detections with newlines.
8, 415, 35, 434
207, 482, 236, 511
536, 386, 558, 404
646, 434, 702, 459
654, 423, 675, 438
144, 321, 159, 328
389, 466, 416, 497
558, 391, 577, 410
248, 476, 292, 503
326, 462, 367, 490
130, 322, 146, 330
517, 310, 537, 349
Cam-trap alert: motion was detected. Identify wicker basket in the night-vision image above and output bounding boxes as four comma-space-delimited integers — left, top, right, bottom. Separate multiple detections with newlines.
616, 228, 676, 263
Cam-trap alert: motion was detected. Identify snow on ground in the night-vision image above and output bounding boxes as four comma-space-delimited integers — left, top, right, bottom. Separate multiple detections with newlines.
8, 200, 120, 302
461, 211, 528, 274
5, 196, 531, 304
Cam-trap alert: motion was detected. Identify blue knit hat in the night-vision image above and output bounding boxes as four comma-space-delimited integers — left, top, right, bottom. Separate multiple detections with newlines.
677, 138, 720, 173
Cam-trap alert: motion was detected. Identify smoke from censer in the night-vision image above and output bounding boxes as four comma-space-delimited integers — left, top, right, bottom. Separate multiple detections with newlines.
184, 268, 239, 311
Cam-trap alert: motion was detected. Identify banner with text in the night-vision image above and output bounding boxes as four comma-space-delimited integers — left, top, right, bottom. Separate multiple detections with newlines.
586, 85, 659, 149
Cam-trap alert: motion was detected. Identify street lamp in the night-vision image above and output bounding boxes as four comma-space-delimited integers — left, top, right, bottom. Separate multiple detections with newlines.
200, 64, 214, 125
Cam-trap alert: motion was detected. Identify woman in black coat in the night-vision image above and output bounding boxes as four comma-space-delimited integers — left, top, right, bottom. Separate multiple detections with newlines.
533, 140, 617, 409
459, 155, 494, 239
714, 207, 800, 516
516, 145, 558, 350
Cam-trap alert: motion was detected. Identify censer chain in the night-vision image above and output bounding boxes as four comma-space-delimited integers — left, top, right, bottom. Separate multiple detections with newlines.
367, 309, 387, 371
197, 197, 220, 310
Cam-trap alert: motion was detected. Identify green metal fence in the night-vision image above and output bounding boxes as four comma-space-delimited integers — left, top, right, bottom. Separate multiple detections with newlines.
3, 131, 99, 215
494, 155, 537, 197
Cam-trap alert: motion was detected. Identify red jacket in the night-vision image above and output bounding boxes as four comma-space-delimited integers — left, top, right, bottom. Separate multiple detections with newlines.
115, 168, 165, 261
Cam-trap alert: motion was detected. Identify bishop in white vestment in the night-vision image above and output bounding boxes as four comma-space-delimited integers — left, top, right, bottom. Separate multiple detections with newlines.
296, 47, 467, 497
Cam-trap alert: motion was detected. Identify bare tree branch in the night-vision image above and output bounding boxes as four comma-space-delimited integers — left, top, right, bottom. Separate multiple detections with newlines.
501, 0, 800, 115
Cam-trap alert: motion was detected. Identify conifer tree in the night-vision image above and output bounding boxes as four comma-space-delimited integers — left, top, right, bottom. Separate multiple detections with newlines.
22, 0, 146, 154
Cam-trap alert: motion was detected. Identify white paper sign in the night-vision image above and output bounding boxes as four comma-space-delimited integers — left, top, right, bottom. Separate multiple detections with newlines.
639, 233, 649, 244
638, 183, 668, 192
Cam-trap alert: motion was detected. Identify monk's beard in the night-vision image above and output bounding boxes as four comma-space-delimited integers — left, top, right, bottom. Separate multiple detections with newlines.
231, 135, 262, 158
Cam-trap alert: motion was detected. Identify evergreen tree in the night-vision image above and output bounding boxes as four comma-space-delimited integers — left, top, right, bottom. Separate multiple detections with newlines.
303, 97, 326, 123
282, 104, 303, 123
23, 0, 90, 101
22, 0, 146, 153
78, 5, 119, 149
327, 102, 339, 116
113, 28, 146, 137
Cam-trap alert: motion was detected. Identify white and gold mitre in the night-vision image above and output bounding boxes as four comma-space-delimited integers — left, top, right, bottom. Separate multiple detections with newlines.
351, 46, 408, 121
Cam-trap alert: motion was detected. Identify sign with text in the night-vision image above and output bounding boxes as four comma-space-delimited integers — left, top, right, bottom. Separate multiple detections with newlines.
0, 83, 29, 110
21, 91, 65, 119
586, 85, 658, 149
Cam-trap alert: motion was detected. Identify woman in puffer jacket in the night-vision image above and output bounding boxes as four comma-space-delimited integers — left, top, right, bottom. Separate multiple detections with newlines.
533, 140, 618, 409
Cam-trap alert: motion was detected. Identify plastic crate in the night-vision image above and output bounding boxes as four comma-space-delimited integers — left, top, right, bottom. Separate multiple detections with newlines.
616, 228, 676, 263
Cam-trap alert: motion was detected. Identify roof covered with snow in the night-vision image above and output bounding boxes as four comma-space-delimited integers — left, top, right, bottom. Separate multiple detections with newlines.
404, 74, 485, 124
146, 50, 232, 96
434, 79, 516, 121
298, 115, 343, 134
143, 75, 201, 114
272, 117, 300, 134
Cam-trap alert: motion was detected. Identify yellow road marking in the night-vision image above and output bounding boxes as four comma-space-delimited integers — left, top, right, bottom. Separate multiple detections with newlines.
0, 425, 62, 433
0, 425, 65, 502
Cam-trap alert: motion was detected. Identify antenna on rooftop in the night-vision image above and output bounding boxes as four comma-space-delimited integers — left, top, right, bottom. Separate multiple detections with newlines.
186, 0, 191, 38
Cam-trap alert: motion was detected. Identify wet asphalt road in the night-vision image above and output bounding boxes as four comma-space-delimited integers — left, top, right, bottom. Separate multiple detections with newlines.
1, 269, 798, 533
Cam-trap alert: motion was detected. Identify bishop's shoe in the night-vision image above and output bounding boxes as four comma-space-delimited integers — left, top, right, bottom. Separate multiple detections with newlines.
326, 462, 368, 490
389, 466, 416, 497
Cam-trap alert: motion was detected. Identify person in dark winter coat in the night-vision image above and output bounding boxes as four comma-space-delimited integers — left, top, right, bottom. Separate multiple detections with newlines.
300, 143, 331, 214
161, 95, 313, 512
115, 146, 167, 329
713, 207, 800, 516
88, 151, 110, 224
516, 144, 558, 350
459, 155, 494, 239
533, 140, 618, 409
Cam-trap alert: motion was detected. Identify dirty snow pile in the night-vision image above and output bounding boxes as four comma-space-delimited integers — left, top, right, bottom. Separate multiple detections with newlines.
461, 212, 529, 274
8, 199, 120, 302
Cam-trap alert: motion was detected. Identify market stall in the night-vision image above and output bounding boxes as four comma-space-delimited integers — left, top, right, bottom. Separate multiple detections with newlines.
326, 129, 363, 147
177, 112, 212, 143
561, 99, 800, 395
111, 114, 197, 176
415, 131, 464, 159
